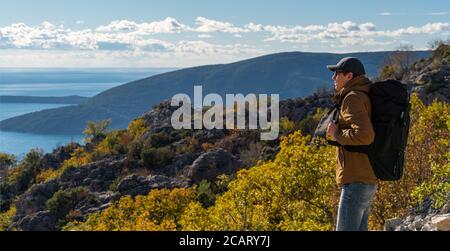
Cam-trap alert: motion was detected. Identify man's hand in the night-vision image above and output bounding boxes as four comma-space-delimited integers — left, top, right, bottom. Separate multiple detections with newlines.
327, 122, 338, 141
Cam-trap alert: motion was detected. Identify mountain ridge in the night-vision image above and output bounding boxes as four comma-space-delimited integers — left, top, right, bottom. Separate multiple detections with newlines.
0, 95, 89, 105
0, 50, 431, 135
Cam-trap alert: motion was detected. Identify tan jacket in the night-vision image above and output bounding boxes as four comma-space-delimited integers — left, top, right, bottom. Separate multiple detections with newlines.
332, 75, 378, 186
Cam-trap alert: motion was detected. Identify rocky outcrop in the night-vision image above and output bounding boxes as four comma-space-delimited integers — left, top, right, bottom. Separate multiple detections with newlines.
14, 180, 59, 217
9, 211, 58, 231
184, 148, 243, 184
72, 191, 117, 217
59, 156, 126, 192
385, 202, 450, 231
408, 54, 450, 105
141, 100, 180, 134
279, 93, 334, 122
118, 174, 189, 197
151, 152, 199, 179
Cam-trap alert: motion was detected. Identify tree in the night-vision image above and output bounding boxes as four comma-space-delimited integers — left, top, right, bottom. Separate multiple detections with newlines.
379, 44, 417, 81
0, 153, 16, 180
6, 148, 44, 193
83, 119, 111, 144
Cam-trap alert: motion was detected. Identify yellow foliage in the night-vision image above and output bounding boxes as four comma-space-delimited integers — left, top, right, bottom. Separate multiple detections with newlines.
0, 206, 16, 231
369, 93, 450, 229
127, 119, 148, 140
62, 147, 92, 169
279, 117, 295, 134
62, 93, 449, 231
64, 188, 196, 231
181, 131, 338, 231
36, 169, 60, 183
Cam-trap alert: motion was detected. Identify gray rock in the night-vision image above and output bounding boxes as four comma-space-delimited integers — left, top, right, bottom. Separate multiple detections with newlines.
118, 175, 151, 196
384, 218, 404, 231
74, 191, 117, 215
14, 180, 59, 217
141, 100, 180, 133
405, 215, 414, 223
412, 219, 425, 230
118, 174, 188, 197
431, 213, 450, 231
59, 156, 125, 192
421, 222, 437, 231
395, 225, 410, 231
407, 223, 416, 231
9, 210, 58, 231
440, 202, 450, 214
185, 148, 243, 184
83, 203, 112, 215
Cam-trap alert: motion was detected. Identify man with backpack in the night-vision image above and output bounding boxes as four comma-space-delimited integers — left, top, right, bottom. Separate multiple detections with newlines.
326, 57, 378, 231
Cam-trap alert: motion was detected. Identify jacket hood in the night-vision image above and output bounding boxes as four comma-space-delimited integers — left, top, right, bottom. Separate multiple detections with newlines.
332, 75, 372, 104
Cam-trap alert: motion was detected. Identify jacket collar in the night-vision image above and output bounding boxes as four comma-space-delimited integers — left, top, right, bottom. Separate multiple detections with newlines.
332, 75, 371, 104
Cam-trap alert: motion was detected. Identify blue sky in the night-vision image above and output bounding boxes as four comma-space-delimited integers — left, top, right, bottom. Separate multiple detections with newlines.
0, 0, 449, 67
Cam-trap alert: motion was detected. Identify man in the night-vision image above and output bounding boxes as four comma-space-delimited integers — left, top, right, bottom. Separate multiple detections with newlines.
326, 57, 378, 231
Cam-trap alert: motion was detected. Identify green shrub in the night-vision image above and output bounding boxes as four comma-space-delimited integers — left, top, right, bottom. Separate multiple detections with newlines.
46, 187, 89, 218
298, 107, 328, 136
148, 132, 173, 148
0, 153, 16, 171
196, 180, 216, 208
0, 182, 13, 212
412, 153, 450, 209
127, 141, 143, 162
109, 177, 122, 192
7, 149, 44, 193
140, 147, 174, 168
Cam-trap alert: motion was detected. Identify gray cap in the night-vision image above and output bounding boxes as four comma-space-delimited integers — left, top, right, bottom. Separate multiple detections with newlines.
327, 57, 366, 76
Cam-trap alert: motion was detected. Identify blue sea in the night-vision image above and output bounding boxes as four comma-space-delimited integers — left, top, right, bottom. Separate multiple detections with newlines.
0, 68, 174, 159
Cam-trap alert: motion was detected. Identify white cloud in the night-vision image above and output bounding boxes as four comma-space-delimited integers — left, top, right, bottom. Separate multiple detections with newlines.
426, 11, 449, 16
0, 22, 68, 49
1, 17, 450, 67
173, 40, 263, 56
0, 43, 265, 68
379, 12, 406, 16
338, 37, 392, 47
194, 17, 248, 33
3, 18, 446, 51
245, 20, 450, 45
383, 22, 450, 36
198, 34, 212, 39
96, 20, 139, 32
96, 17, 188, 34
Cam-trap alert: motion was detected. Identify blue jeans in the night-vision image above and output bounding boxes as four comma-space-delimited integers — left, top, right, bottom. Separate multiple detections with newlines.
336, 183, 377, 231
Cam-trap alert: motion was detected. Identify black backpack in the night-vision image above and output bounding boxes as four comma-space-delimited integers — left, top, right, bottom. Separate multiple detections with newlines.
314, 80, 412, 181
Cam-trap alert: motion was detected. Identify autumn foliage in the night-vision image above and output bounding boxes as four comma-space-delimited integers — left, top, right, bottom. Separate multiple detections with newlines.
62, 93, 449, 231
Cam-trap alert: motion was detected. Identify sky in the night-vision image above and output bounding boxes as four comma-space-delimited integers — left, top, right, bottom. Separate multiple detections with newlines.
0, 0, 449, 68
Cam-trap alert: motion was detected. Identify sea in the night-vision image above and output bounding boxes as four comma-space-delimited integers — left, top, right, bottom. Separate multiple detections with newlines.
0, 68, 174, 160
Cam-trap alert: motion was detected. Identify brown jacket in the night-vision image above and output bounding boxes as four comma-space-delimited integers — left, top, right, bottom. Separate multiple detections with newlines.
332, 75, 378, 186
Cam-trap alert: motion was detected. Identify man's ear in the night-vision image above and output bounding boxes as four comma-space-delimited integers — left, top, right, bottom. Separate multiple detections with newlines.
345, 72, 354, 80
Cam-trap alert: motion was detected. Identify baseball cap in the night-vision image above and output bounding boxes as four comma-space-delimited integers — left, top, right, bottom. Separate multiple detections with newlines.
327, 57, 366, 76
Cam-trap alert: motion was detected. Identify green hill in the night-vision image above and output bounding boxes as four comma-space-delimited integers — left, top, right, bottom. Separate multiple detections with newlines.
0, 51, 430, 135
